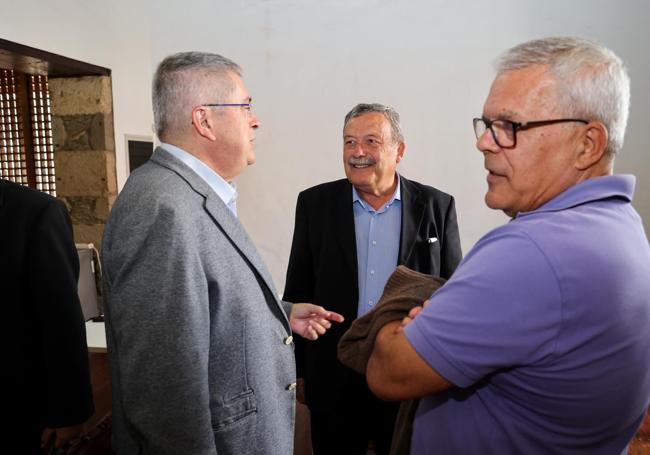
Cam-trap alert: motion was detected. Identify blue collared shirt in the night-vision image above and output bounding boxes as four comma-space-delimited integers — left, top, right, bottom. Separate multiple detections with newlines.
353, 176, 402, 317
161, 143, 238, 216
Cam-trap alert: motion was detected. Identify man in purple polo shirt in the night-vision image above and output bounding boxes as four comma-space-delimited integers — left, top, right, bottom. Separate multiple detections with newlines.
366, 37, 650, 454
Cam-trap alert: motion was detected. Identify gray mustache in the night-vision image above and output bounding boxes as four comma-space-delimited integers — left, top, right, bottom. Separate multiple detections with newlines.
348, 157, 376, 166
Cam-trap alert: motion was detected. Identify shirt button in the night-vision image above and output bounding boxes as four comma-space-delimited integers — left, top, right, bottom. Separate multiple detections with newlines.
372, 240, 377, 246
369, 300, 374, 306
370, 270, 375, 275
284, 335, 293, 345
286, 382, 297, 391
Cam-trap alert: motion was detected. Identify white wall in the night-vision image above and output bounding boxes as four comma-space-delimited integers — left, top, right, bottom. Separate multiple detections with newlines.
0, 0, 154, 189
3, 0, 649, 291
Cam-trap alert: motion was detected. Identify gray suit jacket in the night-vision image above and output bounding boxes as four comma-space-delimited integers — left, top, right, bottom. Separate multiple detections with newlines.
102, 147, 296, 454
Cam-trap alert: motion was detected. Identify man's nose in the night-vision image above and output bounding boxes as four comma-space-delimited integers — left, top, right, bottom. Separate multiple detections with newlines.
250, 113, 260, 129
352, 143, 367, 155
476, 127, 498, 154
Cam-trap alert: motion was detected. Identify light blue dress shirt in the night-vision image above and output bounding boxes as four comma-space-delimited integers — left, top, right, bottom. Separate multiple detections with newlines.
353, 176, 402, 317
161, 143, 238, 217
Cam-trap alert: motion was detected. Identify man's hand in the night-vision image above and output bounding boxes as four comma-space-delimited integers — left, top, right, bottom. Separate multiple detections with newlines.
289, 303, 344, 340
41, 424, 85, 450
399, 299, 430, 329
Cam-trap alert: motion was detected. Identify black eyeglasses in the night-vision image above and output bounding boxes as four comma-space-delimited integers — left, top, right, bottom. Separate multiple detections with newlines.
473, 117, 588, 148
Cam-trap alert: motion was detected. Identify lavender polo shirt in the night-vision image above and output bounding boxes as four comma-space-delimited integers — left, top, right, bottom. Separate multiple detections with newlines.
405, 175, 650, 454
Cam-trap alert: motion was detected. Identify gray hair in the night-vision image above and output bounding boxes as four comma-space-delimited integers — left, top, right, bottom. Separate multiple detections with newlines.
496, 37, 630, 158
344, 103, 404, 143
152, 51, 242, 139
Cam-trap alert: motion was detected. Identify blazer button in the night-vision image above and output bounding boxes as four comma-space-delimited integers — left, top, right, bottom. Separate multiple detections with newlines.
284, 335, 293, 345
286, 382, 297, 391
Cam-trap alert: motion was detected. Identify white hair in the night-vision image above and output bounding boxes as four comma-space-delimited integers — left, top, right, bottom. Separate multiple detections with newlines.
344, 103, 404, 143
152, 51, 242, 140
497, 37, 630, 157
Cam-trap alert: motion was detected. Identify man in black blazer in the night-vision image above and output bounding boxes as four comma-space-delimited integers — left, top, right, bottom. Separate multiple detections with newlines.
283, 104, 462, 454
0, 179, 94, 453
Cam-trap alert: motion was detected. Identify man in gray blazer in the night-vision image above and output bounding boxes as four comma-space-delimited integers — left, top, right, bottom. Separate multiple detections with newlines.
102, 52, 343, 454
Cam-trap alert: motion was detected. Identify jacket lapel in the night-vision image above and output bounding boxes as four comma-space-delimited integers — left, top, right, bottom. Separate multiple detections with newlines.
202, 194, 279, 295
151, 148, 288, 325
399, 176, 425, 264
333, 181, 358, 284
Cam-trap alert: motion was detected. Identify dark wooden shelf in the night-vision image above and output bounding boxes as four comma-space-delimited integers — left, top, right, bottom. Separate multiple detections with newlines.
0, 38, 110, 78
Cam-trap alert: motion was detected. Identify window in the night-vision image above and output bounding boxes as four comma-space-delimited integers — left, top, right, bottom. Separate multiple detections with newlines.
0, 69, 57, 195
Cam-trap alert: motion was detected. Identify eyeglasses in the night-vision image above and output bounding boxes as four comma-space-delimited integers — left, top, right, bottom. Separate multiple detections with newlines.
203, 103, 252, 109
473, 117, 588, 148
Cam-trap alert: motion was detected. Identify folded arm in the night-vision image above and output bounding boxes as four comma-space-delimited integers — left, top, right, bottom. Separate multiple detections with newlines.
366, 321, 453, 401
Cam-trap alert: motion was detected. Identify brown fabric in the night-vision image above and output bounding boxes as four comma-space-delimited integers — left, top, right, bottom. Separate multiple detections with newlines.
337, 265, 446, 375
337, 265, 446, 455
389, 400, 419, 455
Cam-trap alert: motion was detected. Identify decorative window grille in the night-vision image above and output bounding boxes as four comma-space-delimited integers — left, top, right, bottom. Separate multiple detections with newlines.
30, 75, 56, 195
0, 69, 28, 185
0, 69, 56, 195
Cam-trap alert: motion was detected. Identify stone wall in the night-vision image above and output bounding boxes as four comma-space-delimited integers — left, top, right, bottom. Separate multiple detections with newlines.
49, 76, 117, 250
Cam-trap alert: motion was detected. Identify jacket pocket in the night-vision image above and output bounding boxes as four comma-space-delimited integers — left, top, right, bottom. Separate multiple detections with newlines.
212, 388, 258, 432
212, 389, 258, 454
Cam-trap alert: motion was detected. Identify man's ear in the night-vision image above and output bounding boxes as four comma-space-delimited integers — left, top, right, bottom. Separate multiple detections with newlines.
191, 106, 218, 141
396, 141, 406, 163
575, 121, 608, 170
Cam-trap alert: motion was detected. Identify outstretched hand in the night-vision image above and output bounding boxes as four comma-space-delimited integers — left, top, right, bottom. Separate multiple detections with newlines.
290, 303, 344, 340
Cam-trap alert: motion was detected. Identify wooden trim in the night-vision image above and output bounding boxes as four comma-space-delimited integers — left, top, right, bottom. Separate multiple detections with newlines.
0, 38, 110, 78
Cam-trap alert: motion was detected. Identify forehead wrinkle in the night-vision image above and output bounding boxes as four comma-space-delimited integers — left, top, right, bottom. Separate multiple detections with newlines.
486, 110, 519, 121
486, 69, 560, 121
344, 114, 394, 143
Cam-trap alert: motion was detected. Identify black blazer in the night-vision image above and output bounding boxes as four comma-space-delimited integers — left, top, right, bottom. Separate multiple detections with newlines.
0, 179, 94, 433
283, 176, 462, 411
